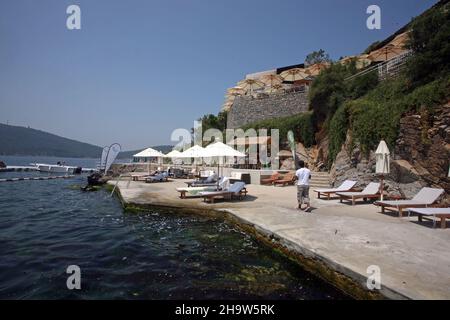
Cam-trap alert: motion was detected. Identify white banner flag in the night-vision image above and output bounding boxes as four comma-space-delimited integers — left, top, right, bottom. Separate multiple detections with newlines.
104, 143, 121, 173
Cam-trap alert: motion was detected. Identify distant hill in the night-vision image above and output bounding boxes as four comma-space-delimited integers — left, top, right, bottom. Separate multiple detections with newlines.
0, 123, 172, 158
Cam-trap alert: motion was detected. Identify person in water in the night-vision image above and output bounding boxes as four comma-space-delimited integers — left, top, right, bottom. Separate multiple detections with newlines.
295, 160, 312, 212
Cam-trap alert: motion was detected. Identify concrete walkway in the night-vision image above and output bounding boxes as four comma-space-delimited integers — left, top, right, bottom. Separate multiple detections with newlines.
108, 179, 450, 300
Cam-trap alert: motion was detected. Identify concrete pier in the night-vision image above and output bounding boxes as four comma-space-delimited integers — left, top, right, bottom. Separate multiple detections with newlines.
108, 178, 450, 300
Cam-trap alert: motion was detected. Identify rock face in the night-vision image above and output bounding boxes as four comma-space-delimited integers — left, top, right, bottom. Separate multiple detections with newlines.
227, 90, 309, 129
108, 163, 157, 177
330, 103, 450, 203
0, 161, 6, 168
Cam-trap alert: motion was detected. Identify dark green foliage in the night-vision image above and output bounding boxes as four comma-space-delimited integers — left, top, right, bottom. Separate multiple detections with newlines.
241, 112, 315, 147
308, 63, 353, 126
199, 110, 228, 133
328, 104, 349, 165
406, 1, 450, 85
305, 49, 332, 66
345, 76, 449, 157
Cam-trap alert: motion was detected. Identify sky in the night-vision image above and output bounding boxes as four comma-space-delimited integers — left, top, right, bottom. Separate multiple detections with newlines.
0, 0, 438, 150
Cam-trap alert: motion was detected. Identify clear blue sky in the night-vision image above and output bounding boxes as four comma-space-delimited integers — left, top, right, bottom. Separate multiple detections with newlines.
0, 0, 437, 150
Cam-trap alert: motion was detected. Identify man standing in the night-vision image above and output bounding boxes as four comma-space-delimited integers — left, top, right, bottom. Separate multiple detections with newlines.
295, 160, 311, 212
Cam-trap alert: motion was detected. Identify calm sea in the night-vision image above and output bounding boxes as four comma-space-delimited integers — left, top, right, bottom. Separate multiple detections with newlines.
0, 156, 348, 299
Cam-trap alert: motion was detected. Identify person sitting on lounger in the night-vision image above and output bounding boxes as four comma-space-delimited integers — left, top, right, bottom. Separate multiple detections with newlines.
295, 160, 311, 212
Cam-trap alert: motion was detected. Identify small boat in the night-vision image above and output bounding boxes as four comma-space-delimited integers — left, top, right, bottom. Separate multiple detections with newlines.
34, 163, 80, 174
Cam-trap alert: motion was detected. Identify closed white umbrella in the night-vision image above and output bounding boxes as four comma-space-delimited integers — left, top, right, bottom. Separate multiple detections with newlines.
375, 140, 390, 201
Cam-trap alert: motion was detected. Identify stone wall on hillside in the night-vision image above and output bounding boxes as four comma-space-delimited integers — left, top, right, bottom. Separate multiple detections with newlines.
227, 90, 309, 129
330, 102, 450, 204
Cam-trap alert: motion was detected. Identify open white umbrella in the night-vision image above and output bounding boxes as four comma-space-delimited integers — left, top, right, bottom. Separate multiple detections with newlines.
164, 150, 181, 158
133, 147, 165, 174
178, 145, 206, 158
375, 140, 390, 201
237, 79, 265, 95
280, 68, 310, 82
368, 44, 405, 62
260, 74, 283, 87
204, 142, 245, 176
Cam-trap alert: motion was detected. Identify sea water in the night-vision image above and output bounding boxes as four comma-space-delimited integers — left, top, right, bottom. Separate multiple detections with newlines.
0, 156, 348, 299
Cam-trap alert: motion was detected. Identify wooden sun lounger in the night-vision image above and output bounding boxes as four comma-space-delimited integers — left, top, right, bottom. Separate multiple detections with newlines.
261, 172, 280, 185
201, 188, 248, 203
314, 180, 358, 199
407, 207, 450, 229
336, 182, 380, 205
177, 186, 218, 199
374, 187, 444, 217
273, 172, 295, 186
200, 182, 248, 203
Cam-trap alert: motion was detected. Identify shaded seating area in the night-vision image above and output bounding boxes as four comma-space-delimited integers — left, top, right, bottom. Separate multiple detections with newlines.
407, 207, 450, 229
199, 181, 248, 203
336, 182, 380, 205
314, 180, 357, 199
374, 187, 444, 217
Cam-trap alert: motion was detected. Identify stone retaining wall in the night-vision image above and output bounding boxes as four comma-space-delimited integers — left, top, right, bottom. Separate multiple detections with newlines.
227, 90, 309, 129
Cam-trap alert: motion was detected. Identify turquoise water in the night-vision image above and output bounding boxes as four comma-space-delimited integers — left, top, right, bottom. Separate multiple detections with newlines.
0, 156, 348, 299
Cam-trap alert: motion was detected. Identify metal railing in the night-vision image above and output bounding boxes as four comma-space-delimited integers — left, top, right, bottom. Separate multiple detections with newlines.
344, 50, 413, 82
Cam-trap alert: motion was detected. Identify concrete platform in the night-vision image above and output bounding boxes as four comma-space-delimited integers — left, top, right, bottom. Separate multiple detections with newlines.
108, 178, 450, 300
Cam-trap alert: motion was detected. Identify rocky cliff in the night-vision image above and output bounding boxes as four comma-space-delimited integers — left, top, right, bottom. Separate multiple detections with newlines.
329, 102, 449, 203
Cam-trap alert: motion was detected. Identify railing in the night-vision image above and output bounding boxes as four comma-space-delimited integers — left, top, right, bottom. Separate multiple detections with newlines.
344, 50, 412, 82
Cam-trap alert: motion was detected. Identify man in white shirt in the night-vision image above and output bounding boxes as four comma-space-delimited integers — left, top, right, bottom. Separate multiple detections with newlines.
295, 160, 311, 212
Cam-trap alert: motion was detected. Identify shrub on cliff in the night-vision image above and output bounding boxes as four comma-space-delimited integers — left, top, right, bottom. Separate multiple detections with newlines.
406, 0, 450, 86
241, 112, 315, 147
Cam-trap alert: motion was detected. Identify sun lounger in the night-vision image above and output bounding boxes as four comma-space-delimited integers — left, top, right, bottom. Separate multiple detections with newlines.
185, 173, 218, 187
176, 186, 218, 198
145, 172, 168, 183
130, 171, 158, 181
336, 182, 380, 205
314, 180, 358, 199
199, 181, 247, 203
177, 177, 230, 198
261, 172, 280, 185
374, 187, 444, 217
406, 207, 450, 229
273, 172, 295, 186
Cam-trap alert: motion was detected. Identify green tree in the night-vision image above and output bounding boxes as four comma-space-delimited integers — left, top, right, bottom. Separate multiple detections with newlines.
305, 49, 331, 66
406, 1, 450, 85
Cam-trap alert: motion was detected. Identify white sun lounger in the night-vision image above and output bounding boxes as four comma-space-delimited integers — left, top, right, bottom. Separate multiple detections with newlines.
177, 177, 230, 198
406, 207, 450, 229
199, 181, 247, 203
336, 182, 380, 206
314, 180, 357, 199
374, 187, 444, 217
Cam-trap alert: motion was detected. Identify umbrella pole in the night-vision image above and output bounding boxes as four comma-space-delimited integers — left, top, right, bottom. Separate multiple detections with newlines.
380, 174, 384, 201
